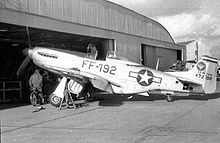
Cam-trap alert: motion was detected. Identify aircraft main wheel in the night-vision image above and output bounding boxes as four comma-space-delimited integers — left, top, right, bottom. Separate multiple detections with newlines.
166, 95, 174, 102
49, 94, 62, 107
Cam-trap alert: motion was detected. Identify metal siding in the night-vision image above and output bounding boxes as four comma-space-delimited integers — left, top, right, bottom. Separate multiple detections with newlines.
0, 1, 185, 68
52, 0, 63, 20
91, 2, 98, 27
82, 0, 91, 25
130, 18, 134, 35
123, 13, 129, 33
141, 21, 145, 37
160, 30, 165, 41
98, 3, 105, 28
131, 17, 135, 35
0, 3, 186, 64
116, 43, 123, 53
72, 0, 81, 23
1, 0, 174, 43
27, 0, 40, 14
40, 0, 52, 17
105, 7, 110, 29
0, 7, 183, 52
0, 0, 4, 8
133, 18, 137, 35
152, 25, 159, 40
160, 30, 166, 41
128, 15, 132, 34
11, 0, 28, 12
116, 12, 122, 32
5, 0, 14, 9
137, 19, 142, 36
110, 8, 117, 31
147, 23, 153, 39
63, 0, 72, 21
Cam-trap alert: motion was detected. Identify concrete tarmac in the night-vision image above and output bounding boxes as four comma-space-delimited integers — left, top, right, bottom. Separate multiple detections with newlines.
1, 94, 220, 143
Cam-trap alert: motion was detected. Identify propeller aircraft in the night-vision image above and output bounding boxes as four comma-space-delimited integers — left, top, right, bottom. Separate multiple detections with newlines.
17, 46, 219, 107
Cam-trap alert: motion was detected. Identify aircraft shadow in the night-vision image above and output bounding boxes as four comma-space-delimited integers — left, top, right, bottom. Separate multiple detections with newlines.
174, 93, 220, 101
96, 93, 160, 107
95, 92, 220, 106
97, 94, 125, 107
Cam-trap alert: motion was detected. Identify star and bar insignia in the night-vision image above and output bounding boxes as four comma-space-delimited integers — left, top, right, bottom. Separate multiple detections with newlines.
129, 69, 162, 86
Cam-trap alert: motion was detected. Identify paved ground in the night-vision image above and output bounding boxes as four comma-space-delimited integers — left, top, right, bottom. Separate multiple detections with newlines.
1, 93, 220, 143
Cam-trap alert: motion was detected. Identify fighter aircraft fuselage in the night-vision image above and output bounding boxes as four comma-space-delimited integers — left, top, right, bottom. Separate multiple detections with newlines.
28, 47, 207, 96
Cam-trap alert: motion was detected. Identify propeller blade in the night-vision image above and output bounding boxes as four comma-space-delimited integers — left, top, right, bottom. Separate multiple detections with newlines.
16, 27, 33, 76
16, 56, 31, 76
26, 26, 32, 49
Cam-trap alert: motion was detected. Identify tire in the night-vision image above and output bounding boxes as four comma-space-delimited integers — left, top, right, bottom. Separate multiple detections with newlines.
166, 95, 174, 102
30, 93, 37, 106
49, 94, 62, 107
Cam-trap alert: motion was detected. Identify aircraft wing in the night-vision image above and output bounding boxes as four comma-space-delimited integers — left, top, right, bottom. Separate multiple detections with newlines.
41, 64, 122, 88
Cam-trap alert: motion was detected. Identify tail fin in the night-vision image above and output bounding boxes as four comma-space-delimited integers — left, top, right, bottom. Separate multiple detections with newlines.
187, 55, 218, 94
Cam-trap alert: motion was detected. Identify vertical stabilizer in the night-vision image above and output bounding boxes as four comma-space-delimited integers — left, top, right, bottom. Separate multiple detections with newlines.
186, 56, 218, 93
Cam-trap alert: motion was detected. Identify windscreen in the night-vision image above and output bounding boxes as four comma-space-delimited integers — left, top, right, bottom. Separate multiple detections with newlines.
106, 51, 139, 63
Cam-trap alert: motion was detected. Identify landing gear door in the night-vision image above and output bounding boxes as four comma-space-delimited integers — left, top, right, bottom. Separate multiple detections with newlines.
52, 77, 67, 99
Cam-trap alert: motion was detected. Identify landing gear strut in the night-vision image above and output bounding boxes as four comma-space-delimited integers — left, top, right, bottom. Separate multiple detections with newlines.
166, 94, 174, 102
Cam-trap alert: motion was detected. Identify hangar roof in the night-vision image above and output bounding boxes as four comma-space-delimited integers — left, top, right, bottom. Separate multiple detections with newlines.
0, 0, 175, 44
178, 40, 195, 46
0, 23, 103, 49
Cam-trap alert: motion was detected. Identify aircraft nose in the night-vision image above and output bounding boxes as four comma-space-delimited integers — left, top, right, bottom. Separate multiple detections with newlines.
22, 48, 33, 58
28, 49, 34, 58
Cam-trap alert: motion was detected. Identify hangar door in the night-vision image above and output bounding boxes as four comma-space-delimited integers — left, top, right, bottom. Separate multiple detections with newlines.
141, 45, 156, 69
141, 44, 178, 71
155, 47, 178, 71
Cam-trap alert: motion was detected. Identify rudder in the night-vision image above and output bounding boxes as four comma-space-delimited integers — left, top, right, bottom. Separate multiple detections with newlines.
188, 55, 218, 94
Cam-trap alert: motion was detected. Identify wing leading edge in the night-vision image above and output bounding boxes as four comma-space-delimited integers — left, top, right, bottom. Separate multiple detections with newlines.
41, 64, 122, 90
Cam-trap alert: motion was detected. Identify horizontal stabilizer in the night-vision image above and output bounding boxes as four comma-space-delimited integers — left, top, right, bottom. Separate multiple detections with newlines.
138, 92, 150, 96
177, 77, 201, 85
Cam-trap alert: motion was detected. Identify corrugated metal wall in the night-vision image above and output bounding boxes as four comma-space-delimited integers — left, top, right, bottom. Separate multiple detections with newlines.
0, 0, 174, 43
0, 0, 185, 69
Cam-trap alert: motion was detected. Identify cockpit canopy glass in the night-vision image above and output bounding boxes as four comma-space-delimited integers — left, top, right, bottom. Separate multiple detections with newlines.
106, 51, 139, 63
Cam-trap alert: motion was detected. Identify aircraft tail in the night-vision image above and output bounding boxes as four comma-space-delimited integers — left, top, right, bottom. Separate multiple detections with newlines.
185, 56, 218, 94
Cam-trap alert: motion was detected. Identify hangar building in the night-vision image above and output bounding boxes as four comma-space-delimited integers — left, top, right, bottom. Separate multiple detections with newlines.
0, 0, 185, 101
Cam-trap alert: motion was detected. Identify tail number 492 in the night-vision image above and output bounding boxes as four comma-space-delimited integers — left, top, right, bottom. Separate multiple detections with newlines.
196, 73, 212, 80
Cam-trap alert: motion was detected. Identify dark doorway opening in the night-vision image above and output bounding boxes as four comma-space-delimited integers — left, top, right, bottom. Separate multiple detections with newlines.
177, 50, 182, 61
141, 44, 156, 68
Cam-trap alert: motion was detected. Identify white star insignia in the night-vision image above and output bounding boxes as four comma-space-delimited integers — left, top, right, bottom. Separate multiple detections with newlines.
139, 71, 153, 84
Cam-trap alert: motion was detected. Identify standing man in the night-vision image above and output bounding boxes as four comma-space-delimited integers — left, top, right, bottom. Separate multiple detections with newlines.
42, 70, 51, 102
29, 69, 45, 112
